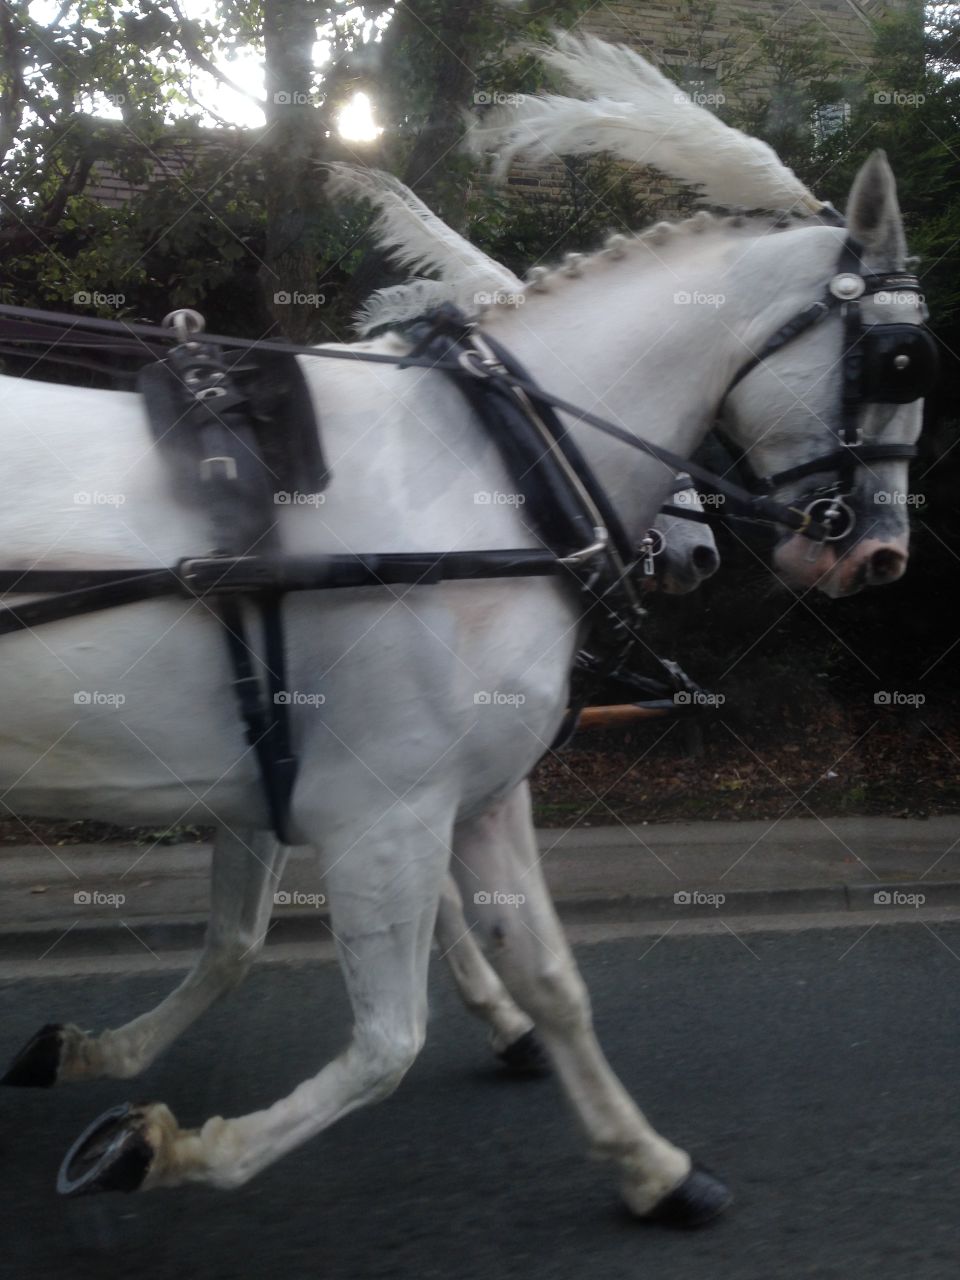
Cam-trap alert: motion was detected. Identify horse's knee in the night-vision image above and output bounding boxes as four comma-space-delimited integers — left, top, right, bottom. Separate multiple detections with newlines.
352, 1023, 425, 1101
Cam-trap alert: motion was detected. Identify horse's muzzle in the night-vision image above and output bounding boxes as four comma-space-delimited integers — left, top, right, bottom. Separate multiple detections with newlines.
774, 533, 908, 596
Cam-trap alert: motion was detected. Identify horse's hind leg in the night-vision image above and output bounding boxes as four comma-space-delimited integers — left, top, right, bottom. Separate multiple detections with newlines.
449, 782, 731, 1227
435, 874, 547, 1074
3, 828, 287, 1087
55, 795, 452, 1193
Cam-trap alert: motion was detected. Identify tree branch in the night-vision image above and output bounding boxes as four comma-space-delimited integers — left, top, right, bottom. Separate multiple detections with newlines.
166, 0, 266, 109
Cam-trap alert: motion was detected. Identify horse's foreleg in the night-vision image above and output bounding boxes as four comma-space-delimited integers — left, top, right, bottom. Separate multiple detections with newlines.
435, 873, 547, 1073
3, 828, 287, 1087
55, 795, 452, 1194
450, 782, 731, 1227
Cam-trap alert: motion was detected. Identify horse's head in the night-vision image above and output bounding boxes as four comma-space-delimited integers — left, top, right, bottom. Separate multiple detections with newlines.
718, 152, 936, 597
466, 37, 938, 600
648, 483, 720, 594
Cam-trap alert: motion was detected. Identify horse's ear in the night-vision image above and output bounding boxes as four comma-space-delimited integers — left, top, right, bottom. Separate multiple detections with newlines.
845, 149, 907, 266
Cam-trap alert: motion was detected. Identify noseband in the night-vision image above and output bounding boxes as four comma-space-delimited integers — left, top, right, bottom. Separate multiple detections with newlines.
717, 212, 939, 542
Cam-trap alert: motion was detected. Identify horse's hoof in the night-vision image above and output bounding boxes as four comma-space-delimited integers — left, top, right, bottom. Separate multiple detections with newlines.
57, 1104, 155, 1197
2, 1022, 65, 1087
497, 1029, 550, 1077
644, 1165, 732, 1228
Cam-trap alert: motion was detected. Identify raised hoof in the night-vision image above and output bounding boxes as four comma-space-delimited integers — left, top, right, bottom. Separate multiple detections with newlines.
644, 1166, 732, 1228
496, 1029, 551, 1077
57, 1104, 154, 1197
2, 1022, 65, 1087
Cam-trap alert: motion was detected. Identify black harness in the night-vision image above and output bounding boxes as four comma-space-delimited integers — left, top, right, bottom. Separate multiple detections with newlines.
0, 220, 937, 840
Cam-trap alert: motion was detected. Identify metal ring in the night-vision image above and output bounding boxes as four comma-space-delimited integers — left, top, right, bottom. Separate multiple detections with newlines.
642, 528, 666, 557
803, 495, 856, 542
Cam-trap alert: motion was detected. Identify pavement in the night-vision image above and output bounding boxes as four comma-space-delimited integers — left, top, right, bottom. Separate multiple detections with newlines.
2, 925, 960, 1279
1, 815, 959, 967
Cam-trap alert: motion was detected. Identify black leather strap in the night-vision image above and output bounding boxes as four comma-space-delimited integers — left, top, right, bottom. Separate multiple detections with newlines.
741, 442, 919, 494
725, 301, 832, 396
0, 571, 176, 637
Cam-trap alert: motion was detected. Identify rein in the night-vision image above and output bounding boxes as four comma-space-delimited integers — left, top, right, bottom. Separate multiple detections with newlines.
0, 300, 827, 542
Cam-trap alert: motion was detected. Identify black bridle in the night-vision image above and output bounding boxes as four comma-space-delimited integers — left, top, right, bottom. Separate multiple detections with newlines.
714, 219, 938, 542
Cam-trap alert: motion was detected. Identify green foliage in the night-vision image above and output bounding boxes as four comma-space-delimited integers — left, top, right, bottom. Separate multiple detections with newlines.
467, 155, 658, 275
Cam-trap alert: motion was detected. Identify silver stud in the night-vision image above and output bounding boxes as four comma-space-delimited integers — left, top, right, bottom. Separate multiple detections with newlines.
894, 354, 911, 370
829, 273, 866, 300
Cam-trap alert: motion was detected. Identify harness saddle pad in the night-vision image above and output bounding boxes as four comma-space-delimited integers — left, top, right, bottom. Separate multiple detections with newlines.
138, 347, 328, 512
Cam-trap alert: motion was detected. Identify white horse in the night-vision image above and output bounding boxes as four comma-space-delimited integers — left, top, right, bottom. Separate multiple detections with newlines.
1, 35, 926, 1224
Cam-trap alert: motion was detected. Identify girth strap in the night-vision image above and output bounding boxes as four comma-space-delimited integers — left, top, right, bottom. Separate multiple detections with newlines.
160, 336, 299, 844
215, 594, 297, 844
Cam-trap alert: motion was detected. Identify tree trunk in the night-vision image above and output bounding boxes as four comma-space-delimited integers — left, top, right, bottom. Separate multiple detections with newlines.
346, 0, 484, 313
260, 0, 325, 342
398, 0, 481, 227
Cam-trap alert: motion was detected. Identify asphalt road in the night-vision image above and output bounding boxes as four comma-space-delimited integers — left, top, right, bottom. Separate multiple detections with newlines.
2, 922, 959, 1280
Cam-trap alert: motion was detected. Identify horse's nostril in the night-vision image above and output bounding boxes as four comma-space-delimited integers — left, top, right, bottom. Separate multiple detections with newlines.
870, 547, 907, 581
692, 545, 720, 576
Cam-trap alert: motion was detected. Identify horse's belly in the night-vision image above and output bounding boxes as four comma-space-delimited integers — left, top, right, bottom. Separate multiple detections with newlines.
0, 581, 578, 829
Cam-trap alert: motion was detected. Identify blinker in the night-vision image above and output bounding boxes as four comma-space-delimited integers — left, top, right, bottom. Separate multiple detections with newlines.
859, 323, 939, 404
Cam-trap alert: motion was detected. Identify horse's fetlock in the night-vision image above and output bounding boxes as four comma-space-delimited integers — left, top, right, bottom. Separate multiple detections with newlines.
205, 939, 258, 987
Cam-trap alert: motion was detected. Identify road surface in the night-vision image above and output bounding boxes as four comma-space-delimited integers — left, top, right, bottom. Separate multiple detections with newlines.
1, 921, 958, 1280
